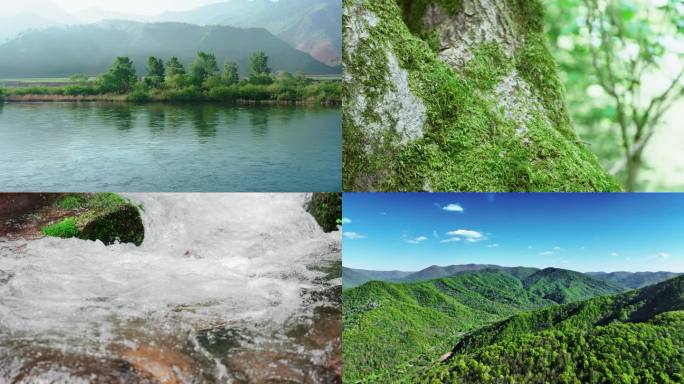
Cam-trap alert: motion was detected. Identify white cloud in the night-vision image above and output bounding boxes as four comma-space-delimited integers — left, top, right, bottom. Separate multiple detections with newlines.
528, 245, 533, 249
432, 230, 439, 238
343, 232, 366, 240
440, 237, 462, 243
405, 236, 428, 244
487, 244, 500, 248
610, 252, 619, 257
553, 246, 561, 251
446, 229, 485, 242
538, 251, 554, 256
441, 229, 487, 244
442, 203, 464, 213
379, 212, 387, 216
447, 229, 482, 238
341, 217, 352, 224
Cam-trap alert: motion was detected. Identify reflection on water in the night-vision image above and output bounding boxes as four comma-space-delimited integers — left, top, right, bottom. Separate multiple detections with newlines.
0, 194, 342, 383
0, 102, 341, 191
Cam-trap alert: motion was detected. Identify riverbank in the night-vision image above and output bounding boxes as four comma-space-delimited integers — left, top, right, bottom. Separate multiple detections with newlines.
0, 193, 144, 245
0, 79, 341, 105
2, 93, 341, 106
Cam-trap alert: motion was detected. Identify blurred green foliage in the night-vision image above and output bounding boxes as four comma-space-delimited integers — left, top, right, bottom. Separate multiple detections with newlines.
545, 0, 684, 191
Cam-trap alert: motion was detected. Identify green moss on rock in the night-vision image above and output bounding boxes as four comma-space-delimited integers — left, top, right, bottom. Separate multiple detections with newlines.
78, 204, 144, 246
306, 193, 342, 233
42, 218, 79, 238
42, 193, 144, 246
343, 0, 620, 192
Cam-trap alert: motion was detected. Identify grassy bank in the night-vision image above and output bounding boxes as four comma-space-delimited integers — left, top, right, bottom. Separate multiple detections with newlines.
1, 81, 341, 105
0, 51, 341, 105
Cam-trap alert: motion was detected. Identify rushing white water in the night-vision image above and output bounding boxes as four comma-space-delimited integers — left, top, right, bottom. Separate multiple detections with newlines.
0, 193, 341, 383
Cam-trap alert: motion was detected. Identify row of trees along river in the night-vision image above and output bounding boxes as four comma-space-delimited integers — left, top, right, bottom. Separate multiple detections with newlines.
0, 51, 341, 105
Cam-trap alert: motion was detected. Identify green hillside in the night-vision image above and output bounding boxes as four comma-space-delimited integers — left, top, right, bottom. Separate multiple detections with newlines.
342, 268, 625, 382
524, 268, 626, 304
158, 0, 341, 65
419, 275, 684, 383
0, 21, 338, 78
588, 271, 683, 289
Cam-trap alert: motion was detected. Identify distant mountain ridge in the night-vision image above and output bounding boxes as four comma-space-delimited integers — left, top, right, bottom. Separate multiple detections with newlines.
0, 21, 338, 77
158, 0, 342, 65
0, 0, 340, 67
344, 264, 681, 290
587, 271, 683, 289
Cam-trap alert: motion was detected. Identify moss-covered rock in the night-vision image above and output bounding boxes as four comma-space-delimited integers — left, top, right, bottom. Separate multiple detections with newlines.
78, 204, 145, 246
306, 193, 342, 233
343, 0, 621, 191
41, 193, 144, 246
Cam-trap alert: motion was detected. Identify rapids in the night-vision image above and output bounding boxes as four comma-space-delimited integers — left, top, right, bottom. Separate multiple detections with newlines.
0, 193, 341, 383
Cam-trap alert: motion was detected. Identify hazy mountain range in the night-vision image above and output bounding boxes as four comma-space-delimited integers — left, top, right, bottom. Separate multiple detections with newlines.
0, 21, 338, 77
0, 0, 341, 69
343, 264, 683, 289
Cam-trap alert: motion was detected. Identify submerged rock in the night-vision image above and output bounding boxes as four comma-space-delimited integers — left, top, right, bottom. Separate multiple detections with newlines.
0, 347, 158, 384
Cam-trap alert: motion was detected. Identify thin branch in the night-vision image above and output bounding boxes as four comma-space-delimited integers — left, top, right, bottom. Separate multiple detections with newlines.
609, 130, 654, 175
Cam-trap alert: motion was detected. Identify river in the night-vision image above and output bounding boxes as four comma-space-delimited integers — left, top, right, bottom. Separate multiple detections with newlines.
0, 103, 341, 192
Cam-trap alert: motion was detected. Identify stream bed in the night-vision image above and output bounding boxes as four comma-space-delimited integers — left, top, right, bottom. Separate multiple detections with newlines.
0, 193, 341, 383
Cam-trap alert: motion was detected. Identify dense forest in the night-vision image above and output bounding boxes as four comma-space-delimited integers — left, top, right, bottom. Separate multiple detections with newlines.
343, 268, 683, 383
0, 51, 340, 104
418, 275, 684, 383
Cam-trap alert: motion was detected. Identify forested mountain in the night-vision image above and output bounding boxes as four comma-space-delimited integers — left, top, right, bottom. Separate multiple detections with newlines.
523, 268, 625, 303
342, 268, 629, 382
157, 0, 342, 65
0, 21, 338, 77
587, 271, 683, 289
418, 275, 684, 383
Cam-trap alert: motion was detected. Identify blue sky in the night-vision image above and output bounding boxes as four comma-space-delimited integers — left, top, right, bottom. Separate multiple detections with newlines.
342, 193, 684, 273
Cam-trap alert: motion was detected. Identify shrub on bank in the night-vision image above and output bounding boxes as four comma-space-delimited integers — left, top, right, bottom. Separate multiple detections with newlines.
158, 86, 206, 101
64, 84, 99, 96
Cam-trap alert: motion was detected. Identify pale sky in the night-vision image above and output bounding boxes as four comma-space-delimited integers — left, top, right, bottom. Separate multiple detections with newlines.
54, 0, 226, 14
2, 0, 229, 16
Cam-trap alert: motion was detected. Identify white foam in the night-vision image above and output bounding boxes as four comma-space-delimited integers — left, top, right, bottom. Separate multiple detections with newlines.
0, 194, 340, 353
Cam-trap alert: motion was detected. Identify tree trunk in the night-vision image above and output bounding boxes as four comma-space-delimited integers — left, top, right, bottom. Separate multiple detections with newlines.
343, 0, 620, 191
625, 152, 643, 192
